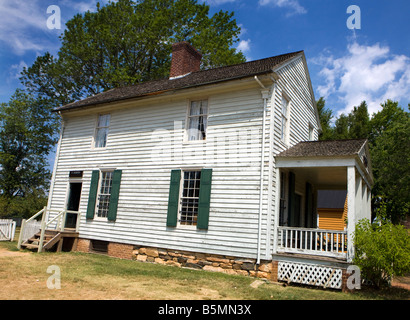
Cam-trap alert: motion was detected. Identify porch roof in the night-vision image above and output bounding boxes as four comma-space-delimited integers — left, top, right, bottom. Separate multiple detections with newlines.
277, 139, 367, 158
275, 139, 373, 189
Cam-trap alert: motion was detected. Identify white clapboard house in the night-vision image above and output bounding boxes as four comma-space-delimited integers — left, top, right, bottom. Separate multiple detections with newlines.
19, 42, 373, 290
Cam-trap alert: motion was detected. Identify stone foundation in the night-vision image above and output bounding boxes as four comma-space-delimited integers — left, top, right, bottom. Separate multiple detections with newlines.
75, 238, 275, 280
132, 245, 275, 280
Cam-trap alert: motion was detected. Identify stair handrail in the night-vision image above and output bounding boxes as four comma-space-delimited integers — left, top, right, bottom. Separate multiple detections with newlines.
17, 207, 46, 250
18, 207, 81, 252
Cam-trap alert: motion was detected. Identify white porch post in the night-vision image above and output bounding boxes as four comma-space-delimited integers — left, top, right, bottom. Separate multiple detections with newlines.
272, 167, 281, 254
347, 166, 356, 262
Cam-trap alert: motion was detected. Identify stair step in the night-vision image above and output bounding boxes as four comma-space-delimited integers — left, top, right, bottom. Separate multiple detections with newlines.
21, 243, 39, 249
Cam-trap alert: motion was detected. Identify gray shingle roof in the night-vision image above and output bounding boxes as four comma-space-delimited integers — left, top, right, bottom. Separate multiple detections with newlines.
277, 139, 367, 158
55, 50, 303, 112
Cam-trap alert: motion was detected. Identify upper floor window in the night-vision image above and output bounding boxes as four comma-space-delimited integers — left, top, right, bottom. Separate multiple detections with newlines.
308, 124, 314, 141
187, 100, 208, 141
280, 96, 289, 143
95, 114, 110, 148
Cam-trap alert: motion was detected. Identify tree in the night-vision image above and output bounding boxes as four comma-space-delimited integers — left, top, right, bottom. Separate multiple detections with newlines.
369, 103, 410, 223
21, 0, 246, 109
348, 101, 370, 139
316, 97, 334, 140
0, 90, 57, 217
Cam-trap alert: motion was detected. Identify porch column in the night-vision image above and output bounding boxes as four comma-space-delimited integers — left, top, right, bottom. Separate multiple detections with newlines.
347, 166, 356, 262
272, 167, 281, 254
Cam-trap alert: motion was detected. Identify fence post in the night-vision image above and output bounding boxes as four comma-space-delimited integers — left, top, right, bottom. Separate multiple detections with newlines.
17, 219, 26, 249
38, 206, 47, 253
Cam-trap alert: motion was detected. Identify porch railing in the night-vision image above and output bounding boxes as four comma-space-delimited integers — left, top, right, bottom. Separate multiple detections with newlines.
277, 226, 347, 259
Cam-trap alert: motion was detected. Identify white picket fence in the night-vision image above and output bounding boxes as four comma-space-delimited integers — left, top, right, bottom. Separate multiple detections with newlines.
0, 219, 17, 241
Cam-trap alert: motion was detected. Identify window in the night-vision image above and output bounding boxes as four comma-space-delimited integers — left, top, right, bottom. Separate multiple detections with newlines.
94, 114, 110, 148
86, 169, 122, 221
280, 96, 289, 143
308, 124, 314, 141
96, 171, 113, 218
180, 171, 201, 226
166, 168, 212, 229
187, 100, 208, 141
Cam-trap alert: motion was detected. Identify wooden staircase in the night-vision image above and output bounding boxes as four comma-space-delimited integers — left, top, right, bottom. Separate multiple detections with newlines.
17, 207, 81, 253
20, 229, 79, 252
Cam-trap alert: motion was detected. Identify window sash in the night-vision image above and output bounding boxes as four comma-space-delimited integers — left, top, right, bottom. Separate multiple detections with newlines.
280, 96, 289, 142
179, 170, 201, 226
187, 100, 208, 141
95, 114, 110, 148
96, 171, 113, 218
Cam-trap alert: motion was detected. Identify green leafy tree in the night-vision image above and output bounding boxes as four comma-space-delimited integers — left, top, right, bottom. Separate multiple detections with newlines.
21, 0, 245, 109
348, 101, 370, 139
316, 97, 334, 140
369, 103, 410, 223
0, 90, 57, 217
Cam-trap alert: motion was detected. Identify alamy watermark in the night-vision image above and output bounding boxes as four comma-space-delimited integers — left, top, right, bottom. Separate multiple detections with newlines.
46, 265, 61, 289
346, 5, 361, 30
47, 5, 61, 30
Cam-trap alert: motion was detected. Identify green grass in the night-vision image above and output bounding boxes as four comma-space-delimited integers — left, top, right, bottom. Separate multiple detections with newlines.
0, 239, 408, 300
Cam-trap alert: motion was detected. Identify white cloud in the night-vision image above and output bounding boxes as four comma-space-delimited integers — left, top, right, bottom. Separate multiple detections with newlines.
237, 39, 251, 53
259, 0, 307, 16
9, 61, 28, 80
314, 42, 410, 115
0, 0, 53, 55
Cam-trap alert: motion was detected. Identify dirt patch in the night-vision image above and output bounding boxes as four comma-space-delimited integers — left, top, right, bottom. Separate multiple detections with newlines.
0, 247, 30, 257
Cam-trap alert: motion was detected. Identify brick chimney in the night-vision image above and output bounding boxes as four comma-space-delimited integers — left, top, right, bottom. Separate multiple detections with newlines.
169, 42, 202, 79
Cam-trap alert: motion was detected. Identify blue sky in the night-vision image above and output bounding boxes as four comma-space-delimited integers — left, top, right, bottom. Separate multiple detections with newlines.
0, 0, 409, 118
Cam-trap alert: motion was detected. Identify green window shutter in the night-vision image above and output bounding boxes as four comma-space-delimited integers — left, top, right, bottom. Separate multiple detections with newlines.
166, 169, 181, 227
288, 171, 295, 227
107, 170, 122, 222
86, 170, 100, 219
197, 168, 213, 230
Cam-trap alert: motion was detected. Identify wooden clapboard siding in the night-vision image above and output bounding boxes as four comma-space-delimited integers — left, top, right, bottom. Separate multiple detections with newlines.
318, 197, 348, 231
318, 209, 346, 231
268, 56, 319, 254
49, 83, 269, 259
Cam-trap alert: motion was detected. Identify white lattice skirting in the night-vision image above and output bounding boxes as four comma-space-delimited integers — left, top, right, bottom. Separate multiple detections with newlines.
278, 261, 343, 289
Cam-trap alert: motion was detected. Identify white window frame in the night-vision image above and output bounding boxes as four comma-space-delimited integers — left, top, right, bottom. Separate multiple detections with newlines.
93, 114, 110, 149
177, 169, 202, 228
185, 99, 208, 142
280, 95, 290, 145
95, 170, 114, 220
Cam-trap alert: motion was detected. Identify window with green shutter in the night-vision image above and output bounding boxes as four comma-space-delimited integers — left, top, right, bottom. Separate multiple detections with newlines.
166, 168, 212, 230
86, 169, 122, 221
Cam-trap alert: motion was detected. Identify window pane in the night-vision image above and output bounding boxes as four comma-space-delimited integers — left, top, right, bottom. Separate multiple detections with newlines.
97, 171, 113, 218
180, 170, 201, 226
95, 127, 108, 148
98, 114, 110, 127
190, 101, 201, 116
188, 117, 200, 141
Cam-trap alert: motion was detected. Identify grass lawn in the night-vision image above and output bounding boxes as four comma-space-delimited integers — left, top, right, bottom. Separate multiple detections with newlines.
0, 239, 408, 301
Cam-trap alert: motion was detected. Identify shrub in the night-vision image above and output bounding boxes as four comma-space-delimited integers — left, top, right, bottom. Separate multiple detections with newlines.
353, 219, 410, 287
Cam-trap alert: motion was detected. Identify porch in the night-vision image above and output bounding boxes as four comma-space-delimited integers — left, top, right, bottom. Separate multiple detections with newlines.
273, 139, 373, 263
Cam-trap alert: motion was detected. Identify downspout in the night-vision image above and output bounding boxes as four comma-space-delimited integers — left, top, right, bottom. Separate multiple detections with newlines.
254, 76, 269, 265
